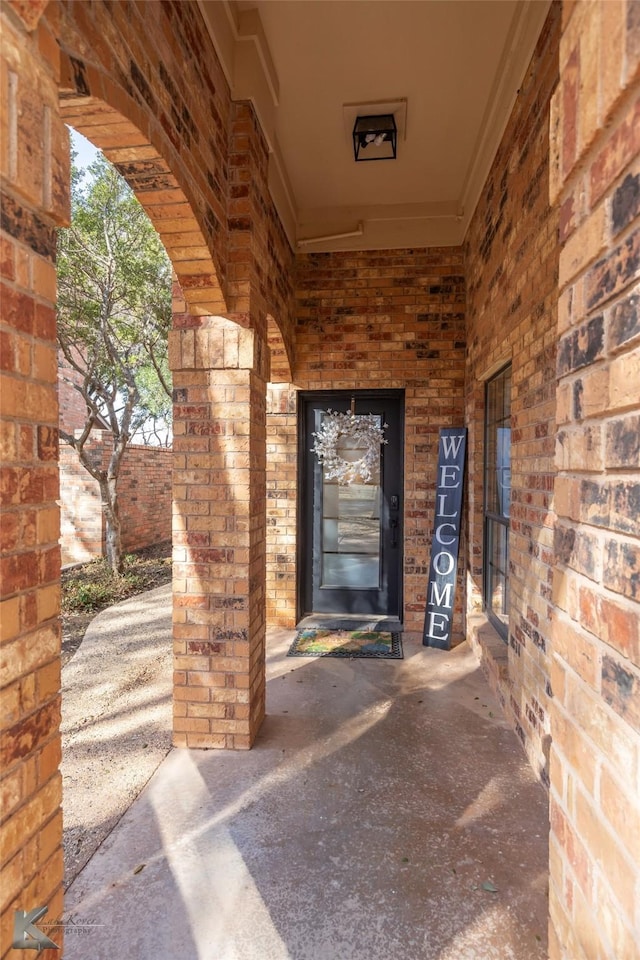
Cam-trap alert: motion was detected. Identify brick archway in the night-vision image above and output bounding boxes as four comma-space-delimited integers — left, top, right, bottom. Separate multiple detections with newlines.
267, 313, 293, 385
57, 63, 227, 319
51, 72, 273, 755
37, 0, 295, 748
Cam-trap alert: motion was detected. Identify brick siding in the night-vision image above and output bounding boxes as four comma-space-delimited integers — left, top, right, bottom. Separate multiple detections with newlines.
266, 383, 298, 626
0, 8, 68, 953
548, 2, 640, 957
464, 5, 561, 785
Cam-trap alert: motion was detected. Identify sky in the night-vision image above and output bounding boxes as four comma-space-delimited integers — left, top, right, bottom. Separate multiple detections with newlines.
69, 127, 99, 171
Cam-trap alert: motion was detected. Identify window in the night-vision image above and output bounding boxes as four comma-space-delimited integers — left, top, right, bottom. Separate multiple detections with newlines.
484, 365, 511, 640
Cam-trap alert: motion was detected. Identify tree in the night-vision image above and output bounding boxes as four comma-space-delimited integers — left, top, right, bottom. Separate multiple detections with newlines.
57, 152, 173, 573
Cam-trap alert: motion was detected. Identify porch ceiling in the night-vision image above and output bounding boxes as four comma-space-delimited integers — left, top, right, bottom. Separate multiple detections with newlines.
199, 0, 551, 252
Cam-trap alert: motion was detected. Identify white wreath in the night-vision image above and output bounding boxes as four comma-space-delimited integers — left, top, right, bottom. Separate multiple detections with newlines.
311, 410, 388, 485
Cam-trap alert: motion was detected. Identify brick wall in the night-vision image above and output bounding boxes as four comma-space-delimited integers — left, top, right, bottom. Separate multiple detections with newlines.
0, 6, 68, 956
548, 2, 640, 957
227, 102, 296, 348
266, 383, 298, 626
57, 365, 88, 434
59, 436, 172, 565
117, 443, 172, 554
293, 249, 466, 637
58, 442, 102, 563
464, 5, 561, 783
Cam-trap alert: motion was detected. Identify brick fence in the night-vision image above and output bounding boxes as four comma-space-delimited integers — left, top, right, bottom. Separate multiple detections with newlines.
59, 434, 172, 565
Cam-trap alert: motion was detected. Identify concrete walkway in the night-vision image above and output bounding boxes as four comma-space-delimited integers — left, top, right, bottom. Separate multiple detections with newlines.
62, 594, 549, 960
61, 584, 173, 887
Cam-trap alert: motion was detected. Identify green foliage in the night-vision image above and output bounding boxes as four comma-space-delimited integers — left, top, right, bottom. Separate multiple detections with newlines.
65, 579, 114, 611
62, 548, 172, 613
57, 152, 173, 443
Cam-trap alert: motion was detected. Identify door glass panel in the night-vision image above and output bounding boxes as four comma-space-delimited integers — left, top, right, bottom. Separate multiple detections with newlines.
320, 417, 382, 589
322, 553, 380, 588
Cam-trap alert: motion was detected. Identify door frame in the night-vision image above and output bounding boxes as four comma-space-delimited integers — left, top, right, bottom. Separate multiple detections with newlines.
297, 389, 404, 626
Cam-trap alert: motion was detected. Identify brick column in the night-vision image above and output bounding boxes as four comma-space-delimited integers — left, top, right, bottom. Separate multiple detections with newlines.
1, 6, 69, 956
548, 2, 640, 958
169, 316, 268, 749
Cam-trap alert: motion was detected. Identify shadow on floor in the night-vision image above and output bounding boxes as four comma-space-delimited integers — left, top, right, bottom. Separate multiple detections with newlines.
63, 630, 549, 960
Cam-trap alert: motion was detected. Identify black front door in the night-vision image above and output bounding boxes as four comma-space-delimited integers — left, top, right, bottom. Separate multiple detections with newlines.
299, 391, 404, 622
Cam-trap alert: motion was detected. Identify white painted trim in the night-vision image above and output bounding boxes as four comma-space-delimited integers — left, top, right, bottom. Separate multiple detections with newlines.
456, 0, 552, 240
298, 222, 364, 247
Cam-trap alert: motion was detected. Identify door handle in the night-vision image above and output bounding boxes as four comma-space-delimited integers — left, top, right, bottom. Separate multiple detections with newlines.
390, 517, 398, 547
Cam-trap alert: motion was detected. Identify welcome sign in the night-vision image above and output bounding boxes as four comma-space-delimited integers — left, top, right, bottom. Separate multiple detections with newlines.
423, 427, 467, 649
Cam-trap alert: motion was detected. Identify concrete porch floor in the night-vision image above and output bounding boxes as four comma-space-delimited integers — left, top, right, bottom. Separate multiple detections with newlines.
63, 627, 549, 960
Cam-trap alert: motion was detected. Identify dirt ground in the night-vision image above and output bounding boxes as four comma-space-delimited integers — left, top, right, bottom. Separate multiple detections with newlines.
61, 541, 172, 665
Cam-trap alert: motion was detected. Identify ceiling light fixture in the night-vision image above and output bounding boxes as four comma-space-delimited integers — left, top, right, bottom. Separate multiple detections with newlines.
352, 114, 397, 162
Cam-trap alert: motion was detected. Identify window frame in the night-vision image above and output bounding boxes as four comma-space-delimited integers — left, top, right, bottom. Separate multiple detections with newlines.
483, 364, 512, 641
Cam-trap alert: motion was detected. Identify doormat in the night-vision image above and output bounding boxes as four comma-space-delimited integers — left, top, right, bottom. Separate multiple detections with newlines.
288, 629, 403, 659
